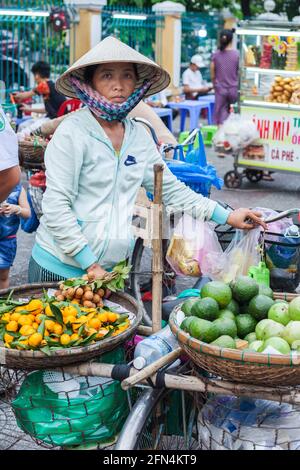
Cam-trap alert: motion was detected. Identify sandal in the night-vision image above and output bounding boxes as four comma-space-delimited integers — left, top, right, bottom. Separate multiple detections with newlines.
262, 172, 274, 181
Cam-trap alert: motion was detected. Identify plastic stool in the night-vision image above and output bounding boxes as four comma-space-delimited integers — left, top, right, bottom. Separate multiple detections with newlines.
179, 103, 211, 131
201, 125, 218, 146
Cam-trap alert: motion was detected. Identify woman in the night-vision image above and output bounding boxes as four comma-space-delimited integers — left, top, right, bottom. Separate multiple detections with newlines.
29, 36, 266, 283
211, 29, 239, 125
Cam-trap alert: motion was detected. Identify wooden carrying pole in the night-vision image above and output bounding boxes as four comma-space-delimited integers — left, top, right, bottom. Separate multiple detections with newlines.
152, 163, 164, 333
58, 361, 300, 405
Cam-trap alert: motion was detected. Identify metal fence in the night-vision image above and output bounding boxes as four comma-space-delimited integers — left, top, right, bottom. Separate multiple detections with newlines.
0, 3, 221, 98
0, 1, 64, 8
0, 1, 72, 97
101, 6, 164, 65
100, 7, 221, 83
181, 12, 222, 82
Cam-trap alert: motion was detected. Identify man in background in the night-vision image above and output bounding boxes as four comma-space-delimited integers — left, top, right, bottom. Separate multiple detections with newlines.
182, 54, 213, 100
13, 61, 66, 137
13, 61, 66, 119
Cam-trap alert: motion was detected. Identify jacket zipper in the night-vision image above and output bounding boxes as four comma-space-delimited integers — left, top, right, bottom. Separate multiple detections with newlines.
91, 120, 134, 264
98, 150, 120, 262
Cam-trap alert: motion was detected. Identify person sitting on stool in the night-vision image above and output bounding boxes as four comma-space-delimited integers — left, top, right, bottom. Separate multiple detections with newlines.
182, 55, 213, 100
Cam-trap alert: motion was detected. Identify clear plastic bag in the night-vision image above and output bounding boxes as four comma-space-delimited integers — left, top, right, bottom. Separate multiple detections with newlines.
213, 113, 259, 151
255, 207, 294, 243
201, 227, 262, 284
166, 214, 222, 277
202, 207, 297, 284
198, 395, 300, 450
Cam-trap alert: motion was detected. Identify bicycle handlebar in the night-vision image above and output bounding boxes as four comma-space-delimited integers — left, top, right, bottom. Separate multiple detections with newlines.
263, 208, 300, 224
132, 117, 200, 154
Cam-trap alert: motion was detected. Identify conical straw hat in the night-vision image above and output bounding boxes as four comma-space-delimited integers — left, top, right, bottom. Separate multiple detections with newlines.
56, 36, 170, 99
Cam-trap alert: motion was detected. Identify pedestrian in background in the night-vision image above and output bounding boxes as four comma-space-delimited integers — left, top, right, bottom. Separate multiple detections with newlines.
210, 29, 239, 125
14, 61, 66, 119
13, 61, 66, 137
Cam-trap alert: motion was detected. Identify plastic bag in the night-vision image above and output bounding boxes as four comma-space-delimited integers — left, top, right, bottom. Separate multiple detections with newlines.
12, 348, 129, 447
201, 227, 262, 284
166, 214, 222, 277
213, 113, 259, 151
198, 395, 300, 450
255, 207, 294, 242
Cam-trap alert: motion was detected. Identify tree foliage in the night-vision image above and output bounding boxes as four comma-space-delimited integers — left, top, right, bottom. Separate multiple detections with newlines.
108, 0, 300, 20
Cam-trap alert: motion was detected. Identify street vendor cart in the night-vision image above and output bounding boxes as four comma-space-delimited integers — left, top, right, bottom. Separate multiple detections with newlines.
224, 19, 300, 188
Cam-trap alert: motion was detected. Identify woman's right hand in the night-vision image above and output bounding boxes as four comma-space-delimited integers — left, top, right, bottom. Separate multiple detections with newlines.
86, 262, 108, 280
86, 263, 112, 298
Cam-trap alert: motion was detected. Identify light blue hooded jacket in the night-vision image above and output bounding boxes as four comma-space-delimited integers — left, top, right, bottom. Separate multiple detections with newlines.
33, 108, 229, 277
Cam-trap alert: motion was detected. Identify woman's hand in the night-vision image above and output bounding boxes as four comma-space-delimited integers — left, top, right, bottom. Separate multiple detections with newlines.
86, 262, 108, 280
86, 263, 112, 298
227, 208, 268, 231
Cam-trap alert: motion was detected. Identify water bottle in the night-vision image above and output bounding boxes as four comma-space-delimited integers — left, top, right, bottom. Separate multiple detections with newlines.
133, 325, 179, 370
267, 224, 300, 270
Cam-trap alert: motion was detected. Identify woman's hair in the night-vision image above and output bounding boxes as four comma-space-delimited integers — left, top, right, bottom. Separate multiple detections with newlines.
83, 63, 139, 85
219, 29, 235, 51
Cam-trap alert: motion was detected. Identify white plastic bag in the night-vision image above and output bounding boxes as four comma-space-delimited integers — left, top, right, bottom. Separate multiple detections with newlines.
198, 395, 300, 450
201, 227, 262, 284
166, 214, 222, 277
213, 113, 259, 151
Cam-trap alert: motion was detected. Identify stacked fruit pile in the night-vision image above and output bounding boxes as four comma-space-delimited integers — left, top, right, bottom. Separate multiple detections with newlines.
180, 276, 300, 354
0, 261, 131, 352
0, 298, 130, 352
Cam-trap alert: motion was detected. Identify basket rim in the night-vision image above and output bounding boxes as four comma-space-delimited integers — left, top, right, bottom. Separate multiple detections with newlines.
169, 295, 300, 368
0, 283, 142, 362
19, 137, 48, 146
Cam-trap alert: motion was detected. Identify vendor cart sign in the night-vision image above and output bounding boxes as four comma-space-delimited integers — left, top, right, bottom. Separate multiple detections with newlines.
240, 105, 300, 172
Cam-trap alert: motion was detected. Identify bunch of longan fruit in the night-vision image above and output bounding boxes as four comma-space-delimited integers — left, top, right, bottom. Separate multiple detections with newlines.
54, 273, 109, 309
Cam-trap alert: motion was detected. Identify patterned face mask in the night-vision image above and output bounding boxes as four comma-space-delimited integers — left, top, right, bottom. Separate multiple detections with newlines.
70, 75, 152, 122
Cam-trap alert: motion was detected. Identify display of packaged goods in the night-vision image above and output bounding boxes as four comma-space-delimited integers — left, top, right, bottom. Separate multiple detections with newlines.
245, 45, 261, 67
285, 44, 298, 70
259, 43, 273, 69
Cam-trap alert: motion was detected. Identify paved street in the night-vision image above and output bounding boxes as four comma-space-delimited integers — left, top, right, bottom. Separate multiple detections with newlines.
10, 131, 300, 288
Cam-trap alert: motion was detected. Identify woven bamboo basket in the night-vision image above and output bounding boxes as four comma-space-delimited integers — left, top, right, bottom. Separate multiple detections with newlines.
18, 137, 47, 170
169, 292, 300, 387
0, 283, 142, 370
